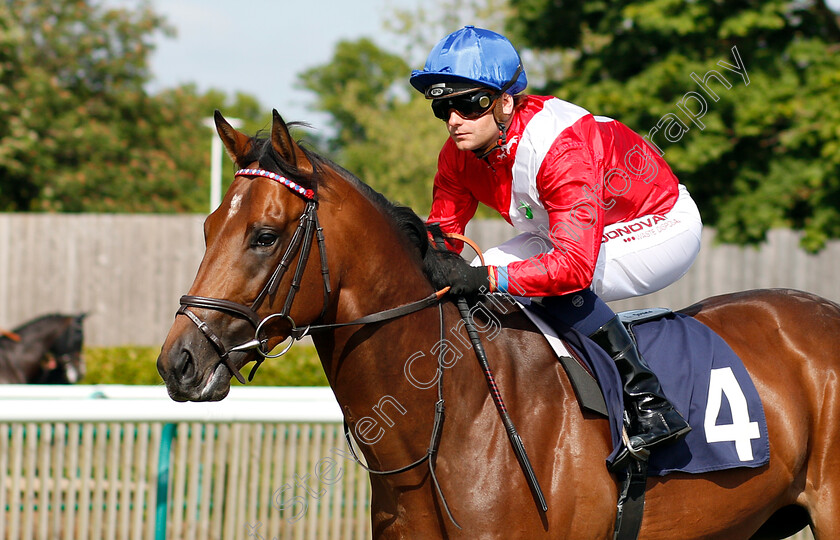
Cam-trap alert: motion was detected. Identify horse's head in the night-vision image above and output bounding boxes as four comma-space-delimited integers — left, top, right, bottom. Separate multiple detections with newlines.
158, 110, 336, 401
42, 313, 87, 384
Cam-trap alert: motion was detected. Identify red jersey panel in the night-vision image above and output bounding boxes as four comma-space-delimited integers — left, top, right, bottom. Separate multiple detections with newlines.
427, 95, 680, 296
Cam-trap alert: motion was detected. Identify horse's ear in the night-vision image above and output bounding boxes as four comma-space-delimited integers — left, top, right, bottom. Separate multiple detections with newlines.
214, 110, 252, 168
270, 109, 313, 174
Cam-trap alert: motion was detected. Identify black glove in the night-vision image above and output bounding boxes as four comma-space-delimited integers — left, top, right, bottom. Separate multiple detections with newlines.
447, 264, 490, 297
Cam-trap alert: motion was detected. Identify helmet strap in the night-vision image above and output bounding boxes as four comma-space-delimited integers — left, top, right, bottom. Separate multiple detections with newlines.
497, 120, 508, 147
474, 99, 511, 160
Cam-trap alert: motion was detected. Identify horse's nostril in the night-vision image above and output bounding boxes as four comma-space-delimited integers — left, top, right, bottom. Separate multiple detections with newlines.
169, 348, 196, 382
179, 350, 196, 381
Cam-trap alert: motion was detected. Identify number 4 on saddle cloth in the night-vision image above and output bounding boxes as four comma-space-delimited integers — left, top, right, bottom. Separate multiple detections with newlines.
522, 302, 770, 476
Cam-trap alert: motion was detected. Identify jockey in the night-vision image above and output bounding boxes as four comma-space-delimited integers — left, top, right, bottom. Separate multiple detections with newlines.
410, 26, 703, 464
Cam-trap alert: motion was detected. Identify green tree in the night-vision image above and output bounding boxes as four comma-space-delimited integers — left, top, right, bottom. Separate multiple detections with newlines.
0, 0, 263, 212
298, 37, 447, 210
336, 88, 446, 211
298, 38, 413, 151
299, 1, 518, 214
506, 0, 840, 251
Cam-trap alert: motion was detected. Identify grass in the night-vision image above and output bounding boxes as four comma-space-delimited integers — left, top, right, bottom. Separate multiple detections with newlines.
82, 344, 329, 386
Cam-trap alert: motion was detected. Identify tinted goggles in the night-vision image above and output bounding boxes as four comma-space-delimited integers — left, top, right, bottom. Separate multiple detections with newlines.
431, 90, 499, 121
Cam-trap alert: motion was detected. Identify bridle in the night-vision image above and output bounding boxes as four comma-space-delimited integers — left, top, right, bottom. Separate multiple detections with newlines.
177, 168, 329, 384
177, 168, 446, 384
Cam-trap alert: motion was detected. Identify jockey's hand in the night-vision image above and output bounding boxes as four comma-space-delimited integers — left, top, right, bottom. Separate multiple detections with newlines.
447, 265, 490, 297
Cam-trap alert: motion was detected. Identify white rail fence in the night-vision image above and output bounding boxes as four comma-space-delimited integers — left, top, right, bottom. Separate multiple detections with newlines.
2, 213, 840, 346
0, 386, 372, 540
0, 385, 818, 540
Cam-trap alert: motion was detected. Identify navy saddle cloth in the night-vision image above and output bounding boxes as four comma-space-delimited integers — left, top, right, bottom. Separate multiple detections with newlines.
556, 312, 769, 476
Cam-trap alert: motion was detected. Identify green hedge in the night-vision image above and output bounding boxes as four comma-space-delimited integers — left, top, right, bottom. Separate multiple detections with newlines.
83, 344, 329, 387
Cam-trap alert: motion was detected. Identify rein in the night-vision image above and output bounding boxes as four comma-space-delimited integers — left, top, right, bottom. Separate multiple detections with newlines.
340, 302, 461, 528
178, 167, 545, 528
177, 166, 461, 526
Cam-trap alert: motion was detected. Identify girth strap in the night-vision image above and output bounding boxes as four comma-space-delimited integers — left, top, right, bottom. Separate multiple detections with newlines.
613, 458, 648, 540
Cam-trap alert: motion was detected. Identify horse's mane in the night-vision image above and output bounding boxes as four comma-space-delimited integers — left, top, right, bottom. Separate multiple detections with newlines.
245, 128, 464, 290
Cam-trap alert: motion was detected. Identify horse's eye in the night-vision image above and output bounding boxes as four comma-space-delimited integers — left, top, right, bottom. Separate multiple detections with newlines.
255, 232, 278, 247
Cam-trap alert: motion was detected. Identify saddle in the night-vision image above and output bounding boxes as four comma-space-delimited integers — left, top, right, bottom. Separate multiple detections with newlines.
517, 300, 769, 540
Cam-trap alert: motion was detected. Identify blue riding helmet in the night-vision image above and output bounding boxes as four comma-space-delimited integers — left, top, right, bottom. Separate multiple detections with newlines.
409, 26, 528, 97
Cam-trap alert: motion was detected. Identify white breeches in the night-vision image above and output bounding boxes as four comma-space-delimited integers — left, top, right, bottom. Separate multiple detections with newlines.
477, 185, 702, 302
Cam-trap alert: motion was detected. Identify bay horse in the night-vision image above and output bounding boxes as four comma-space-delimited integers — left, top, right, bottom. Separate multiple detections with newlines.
0, 313, 87, 384
157, 110, 839, 539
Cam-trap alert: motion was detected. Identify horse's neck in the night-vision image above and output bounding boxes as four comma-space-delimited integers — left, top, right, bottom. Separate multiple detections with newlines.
313, 204, 437, 396
313, 298, 463, 471
0, 346, 23, 383
310, 187, 451, 464
12, 321, 60, 382
317, 179, 437, 347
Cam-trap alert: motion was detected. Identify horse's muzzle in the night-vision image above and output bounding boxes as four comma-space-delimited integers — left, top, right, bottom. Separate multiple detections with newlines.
157, 337, 238, 402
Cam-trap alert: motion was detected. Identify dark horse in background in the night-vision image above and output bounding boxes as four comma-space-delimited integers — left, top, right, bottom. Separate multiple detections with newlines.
0, 313, 87, 384
158, 110, 840, 539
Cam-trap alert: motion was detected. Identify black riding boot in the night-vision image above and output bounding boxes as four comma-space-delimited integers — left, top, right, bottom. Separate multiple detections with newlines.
589, 316, 690, 457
